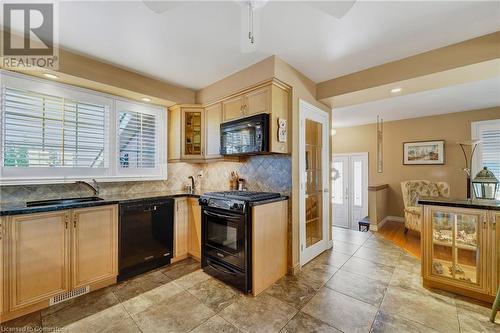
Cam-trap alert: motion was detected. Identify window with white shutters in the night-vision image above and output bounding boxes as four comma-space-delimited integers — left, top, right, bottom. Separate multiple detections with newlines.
472, 119, 500, 200
0, 72, 166, 183
2, 87, 106, 168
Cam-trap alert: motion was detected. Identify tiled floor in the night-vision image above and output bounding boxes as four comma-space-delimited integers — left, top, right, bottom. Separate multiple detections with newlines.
2, 227, 499, 332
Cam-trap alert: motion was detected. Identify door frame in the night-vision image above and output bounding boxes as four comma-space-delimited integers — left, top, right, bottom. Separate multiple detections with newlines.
299, 99, 330, 266
332, 152, 369, 229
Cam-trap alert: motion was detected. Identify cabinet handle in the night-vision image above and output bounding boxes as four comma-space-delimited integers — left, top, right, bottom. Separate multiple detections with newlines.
73, 215, 78, 228
482, 215, 487, 229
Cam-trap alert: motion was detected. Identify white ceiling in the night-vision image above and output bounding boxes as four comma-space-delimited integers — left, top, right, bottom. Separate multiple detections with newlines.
58, 1, 500, 90
332, 77, 500, 128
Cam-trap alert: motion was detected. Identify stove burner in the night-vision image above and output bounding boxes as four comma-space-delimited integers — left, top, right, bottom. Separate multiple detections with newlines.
199, 191, 282, 213
201, 191, 281, 202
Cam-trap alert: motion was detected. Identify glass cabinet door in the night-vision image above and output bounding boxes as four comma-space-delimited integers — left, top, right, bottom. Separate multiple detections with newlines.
430, 210, 484, 286
183, 110, 203, 158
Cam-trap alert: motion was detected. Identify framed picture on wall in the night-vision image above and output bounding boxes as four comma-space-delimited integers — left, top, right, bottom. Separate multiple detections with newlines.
403, 140, 445, 165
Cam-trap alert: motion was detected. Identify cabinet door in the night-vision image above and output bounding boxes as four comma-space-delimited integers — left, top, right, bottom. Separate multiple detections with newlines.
188, 198, 202, 260
245, 86, 270, 116
204, 103, 222, 159
222, 96, 244, 121
9, 211, 70, 310
174, 198, 189, 259
423, 206, 488, 294
181, 108, 204, 159
71, 206, 118, 289
0, 217, 4, 318
492, 212, 500, 296
168, 107, 182, 161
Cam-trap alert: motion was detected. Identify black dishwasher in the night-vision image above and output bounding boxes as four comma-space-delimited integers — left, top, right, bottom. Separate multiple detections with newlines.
118, 198, 174, 280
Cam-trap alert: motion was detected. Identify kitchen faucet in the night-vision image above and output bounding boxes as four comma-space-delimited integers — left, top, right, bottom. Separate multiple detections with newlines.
76, 179, 100, 196
188, 176, 196, 192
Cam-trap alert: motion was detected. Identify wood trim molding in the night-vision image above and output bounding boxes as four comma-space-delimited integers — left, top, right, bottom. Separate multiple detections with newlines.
317, 32, 500, 100
368, 184, 389, 191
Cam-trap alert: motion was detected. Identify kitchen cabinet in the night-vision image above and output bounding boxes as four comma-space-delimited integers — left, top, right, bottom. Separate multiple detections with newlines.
8, 211, 70, 311
0, 205, 118, 323
168, 79, 291, 161
252, 200, 288, 296
173, 198, 201, 262
188, 198, 202, 260
492, 212, 499, 296
181, 106, 205, 160
220, 82, 289, 154
204, 103, 222, 159
71, 206, 118, 289
174, 198, 189, 261
0, 217, 5, 321
222, 95, 245, 121
421, 204, 499, 302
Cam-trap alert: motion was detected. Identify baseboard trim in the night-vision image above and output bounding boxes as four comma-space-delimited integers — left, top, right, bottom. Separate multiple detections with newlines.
373, 216, 405, 231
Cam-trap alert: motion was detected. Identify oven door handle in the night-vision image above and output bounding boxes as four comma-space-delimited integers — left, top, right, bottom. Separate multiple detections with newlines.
207, 260, 239, 276
203, 210, 242, 221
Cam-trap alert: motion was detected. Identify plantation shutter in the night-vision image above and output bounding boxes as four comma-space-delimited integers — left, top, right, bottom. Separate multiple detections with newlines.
118, 110, 157, 169
474, 119, 500, 200
2, 86, 106, 168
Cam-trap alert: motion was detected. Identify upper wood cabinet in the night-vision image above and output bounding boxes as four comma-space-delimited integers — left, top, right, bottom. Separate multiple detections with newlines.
222, 95, 245, 122
8, 211, 70, 311
204, 103, 222, 159
71, 205, 118, 289
181, 107, 205, 160
168, 79, 290, 161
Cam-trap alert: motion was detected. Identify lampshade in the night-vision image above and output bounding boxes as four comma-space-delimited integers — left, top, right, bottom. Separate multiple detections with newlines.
472, 167, 499, 200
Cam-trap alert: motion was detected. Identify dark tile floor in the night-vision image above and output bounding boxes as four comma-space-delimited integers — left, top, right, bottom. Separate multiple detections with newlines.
2, 229, 499, 332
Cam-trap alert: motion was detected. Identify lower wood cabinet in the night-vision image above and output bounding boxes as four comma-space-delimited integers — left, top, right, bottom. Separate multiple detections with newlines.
188, 198, 201, 260
0, 205, 118, 323
71, 206, 118, 289
422, 205, 499, 302
9, 211, 71, 311
174, 198, 189, 260
173, 198, 201, 262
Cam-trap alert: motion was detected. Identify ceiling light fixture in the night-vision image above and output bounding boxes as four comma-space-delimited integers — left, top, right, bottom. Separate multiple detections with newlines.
43, 73, 59, 79
390, 87, 402, 94
141, 97, 151, 102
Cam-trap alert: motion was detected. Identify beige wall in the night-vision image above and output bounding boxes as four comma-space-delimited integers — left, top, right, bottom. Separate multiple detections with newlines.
332, 107, 500, 218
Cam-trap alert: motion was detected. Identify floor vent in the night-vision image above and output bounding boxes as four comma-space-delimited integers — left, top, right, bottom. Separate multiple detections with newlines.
49, 286, 90, 306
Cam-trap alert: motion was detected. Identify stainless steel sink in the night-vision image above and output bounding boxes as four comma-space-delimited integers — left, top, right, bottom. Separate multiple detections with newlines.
26, 196, 104, 207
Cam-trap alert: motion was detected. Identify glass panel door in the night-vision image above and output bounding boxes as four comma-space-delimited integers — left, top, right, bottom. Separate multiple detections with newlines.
305, 119, 323, 248
431, 210, 481, 285
184, 111, 202, 156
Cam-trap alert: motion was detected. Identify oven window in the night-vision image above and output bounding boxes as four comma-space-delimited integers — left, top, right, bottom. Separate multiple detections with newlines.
207, 221, 238, 252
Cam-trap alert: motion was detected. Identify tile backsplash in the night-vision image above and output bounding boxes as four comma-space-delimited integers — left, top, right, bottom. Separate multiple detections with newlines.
0, 155, 291, 203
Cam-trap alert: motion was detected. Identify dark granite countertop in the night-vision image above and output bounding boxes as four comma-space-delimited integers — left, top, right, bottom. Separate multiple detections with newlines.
0, 190, 289, 216
418, 197, 500, 211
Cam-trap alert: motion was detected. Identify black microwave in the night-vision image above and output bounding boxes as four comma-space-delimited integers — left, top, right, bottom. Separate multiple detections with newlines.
220, 114, 269, 156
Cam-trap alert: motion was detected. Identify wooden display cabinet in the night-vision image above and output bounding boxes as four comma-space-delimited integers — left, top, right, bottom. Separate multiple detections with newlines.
421, 204, 499, 302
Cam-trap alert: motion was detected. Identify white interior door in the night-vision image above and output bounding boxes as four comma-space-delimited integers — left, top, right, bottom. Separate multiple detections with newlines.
332, 153, 368, 230
299, 100, 330, 266
332, 156, 349, 228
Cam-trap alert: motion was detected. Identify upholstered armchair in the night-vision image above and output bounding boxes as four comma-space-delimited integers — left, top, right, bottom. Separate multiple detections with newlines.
401, 180, 450, 233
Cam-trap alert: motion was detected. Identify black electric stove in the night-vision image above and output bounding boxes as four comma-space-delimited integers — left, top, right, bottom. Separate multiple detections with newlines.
198, 191, 281, 293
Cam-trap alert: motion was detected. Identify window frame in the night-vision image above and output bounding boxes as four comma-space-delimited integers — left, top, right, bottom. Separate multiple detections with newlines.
471, 118, 500, 200
0, 71, 167, 185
